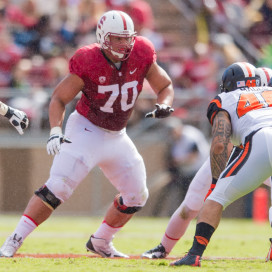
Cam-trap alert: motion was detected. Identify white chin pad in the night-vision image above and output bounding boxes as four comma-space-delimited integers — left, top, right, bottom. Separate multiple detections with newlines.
112, 50, 124, 59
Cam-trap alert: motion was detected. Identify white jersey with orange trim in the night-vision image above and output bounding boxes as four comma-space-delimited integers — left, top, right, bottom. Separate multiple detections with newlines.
207, 86, 272, 146
207, 86, 272, 208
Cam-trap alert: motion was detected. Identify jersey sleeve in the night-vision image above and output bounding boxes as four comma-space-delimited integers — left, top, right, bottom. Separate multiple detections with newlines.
207, 95, 223, 125
69, 48, 89, 78
142, 37, 157, 63
134, 36, 157, 64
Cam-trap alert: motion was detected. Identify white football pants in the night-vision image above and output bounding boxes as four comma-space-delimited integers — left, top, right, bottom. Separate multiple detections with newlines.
209, 127, 272, 208
45, 110, 148, 207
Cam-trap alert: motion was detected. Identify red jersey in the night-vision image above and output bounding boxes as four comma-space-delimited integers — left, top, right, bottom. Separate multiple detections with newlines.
69, 36, 156, 131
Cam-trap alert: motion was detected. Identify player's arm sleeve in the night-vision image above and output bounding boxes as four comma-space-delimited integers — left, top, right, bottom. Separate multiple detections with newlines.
141, 36, 157, 64
69, 49, 86, 79
207, 95, 224, 125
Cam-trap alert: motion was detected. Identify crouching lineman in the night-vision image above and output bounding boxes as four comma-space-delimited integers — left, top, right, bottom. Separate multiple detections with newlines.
0, 10, 174, 258
171, 62, 272, 266
141, 65, 272, 261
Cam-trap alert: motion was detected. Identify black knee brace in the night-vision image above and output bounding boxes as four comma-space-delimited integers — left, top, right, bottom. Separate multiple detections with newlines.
114, 194, 142, 214
35, 185, 61, 210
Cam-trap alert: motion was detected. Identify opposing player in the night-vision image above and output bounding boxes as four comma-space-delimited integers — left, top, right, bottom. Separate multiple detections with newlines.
0, 101, 29, 135
142, 64, 272, 260
264, 69, 272, 262
0, 10, 174, 258
171, 62, 272, 266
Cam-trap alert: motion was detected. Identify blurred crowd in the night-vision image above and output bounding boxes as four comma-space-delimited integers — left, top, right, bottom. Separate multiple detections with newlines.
163, 0, 272, 91
0, 0, 271, 131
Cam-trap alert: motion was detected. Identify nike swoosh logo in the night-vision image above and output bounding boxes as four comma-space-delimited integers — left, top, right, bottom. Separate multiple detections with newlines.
85, 128, 92, 132
129, 68, 137, 74
100, 250, 111, 257
24, 220, 35, 227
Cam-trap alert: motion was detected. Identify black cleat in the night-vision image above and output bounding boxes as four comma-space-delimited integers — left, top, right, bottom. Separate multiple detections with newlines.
170, 253, 201, 267
141, 243, 168, 259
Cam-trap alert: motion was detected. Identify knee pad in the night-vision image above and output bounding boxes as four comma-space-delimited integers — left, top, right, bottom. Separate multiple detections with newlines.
114, 194, 142, 214
45, 176, 76, 202
121, 188, 149, 208
35, 185, 61, 210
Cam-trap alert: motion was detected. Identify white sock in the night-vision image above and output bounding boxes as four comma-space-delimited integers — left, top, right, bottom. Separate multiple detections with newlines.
12, 215, 38, 241
93, 220, 122, 241
161, 207, 198, 253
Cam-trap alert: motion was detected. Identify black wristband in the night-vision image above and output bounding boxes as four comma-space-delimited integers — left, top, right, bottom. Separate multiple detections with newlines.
4, 107, 13, 119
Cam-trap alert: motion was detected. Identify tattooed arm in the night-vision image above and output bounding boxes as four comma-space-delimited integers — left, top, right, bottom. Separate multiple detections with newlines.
210, 111, 232, 180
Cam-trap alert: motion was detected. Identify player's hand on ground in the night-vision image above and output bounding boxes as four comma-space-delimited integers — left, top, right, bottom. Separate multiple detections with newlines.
47, 127, 72, 155
145, 103, 174, 118
5, 107, 29, 135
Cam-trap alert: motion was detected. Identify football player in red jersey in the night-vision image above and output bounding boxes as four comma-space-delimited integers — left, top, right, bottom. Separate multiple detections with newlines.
0, 101, 29, 135
0, 10, 174, 258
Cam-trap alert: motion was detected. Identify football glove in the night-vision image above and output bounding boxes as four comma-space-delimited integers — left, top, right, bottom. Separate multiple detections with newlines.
47, 127, 72, 156
5, 107, 29, 135
145, 103, 174, 118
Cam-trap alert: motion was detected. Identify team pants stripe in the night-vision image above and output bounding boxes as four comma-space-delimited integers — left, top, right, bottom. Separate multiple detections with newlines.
227, 146, 243, 166
222, 139, 252, 178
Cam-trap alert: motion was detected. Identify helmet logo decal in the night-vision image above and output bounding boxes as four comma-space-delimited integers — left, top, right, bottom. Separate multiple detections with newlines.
237, 79, 258, 88
245, 79, 257, 87
99, 76, 106, 84
237, 81, 245, 87
98, 16, 106, 29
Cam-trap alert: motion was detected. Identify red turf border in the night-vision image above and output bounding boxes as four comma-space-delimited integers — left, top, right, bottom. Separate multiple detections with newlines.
12, 253, 263, 260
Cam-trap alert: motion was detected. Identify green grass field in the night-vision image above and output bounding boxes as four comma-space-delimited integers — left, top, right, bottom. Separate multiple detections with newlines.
0, 215, 271, 271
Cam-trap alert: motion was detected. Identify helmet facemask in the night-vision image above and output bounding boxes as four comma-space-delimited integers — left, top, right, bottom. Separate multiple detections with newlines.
103, 33, 136, 61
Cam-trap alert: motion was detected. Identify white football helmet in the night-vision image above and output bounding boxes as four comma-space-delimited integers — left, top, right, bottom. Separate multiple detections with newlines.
256, 67, 272, 86
96, 10, 136, 61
